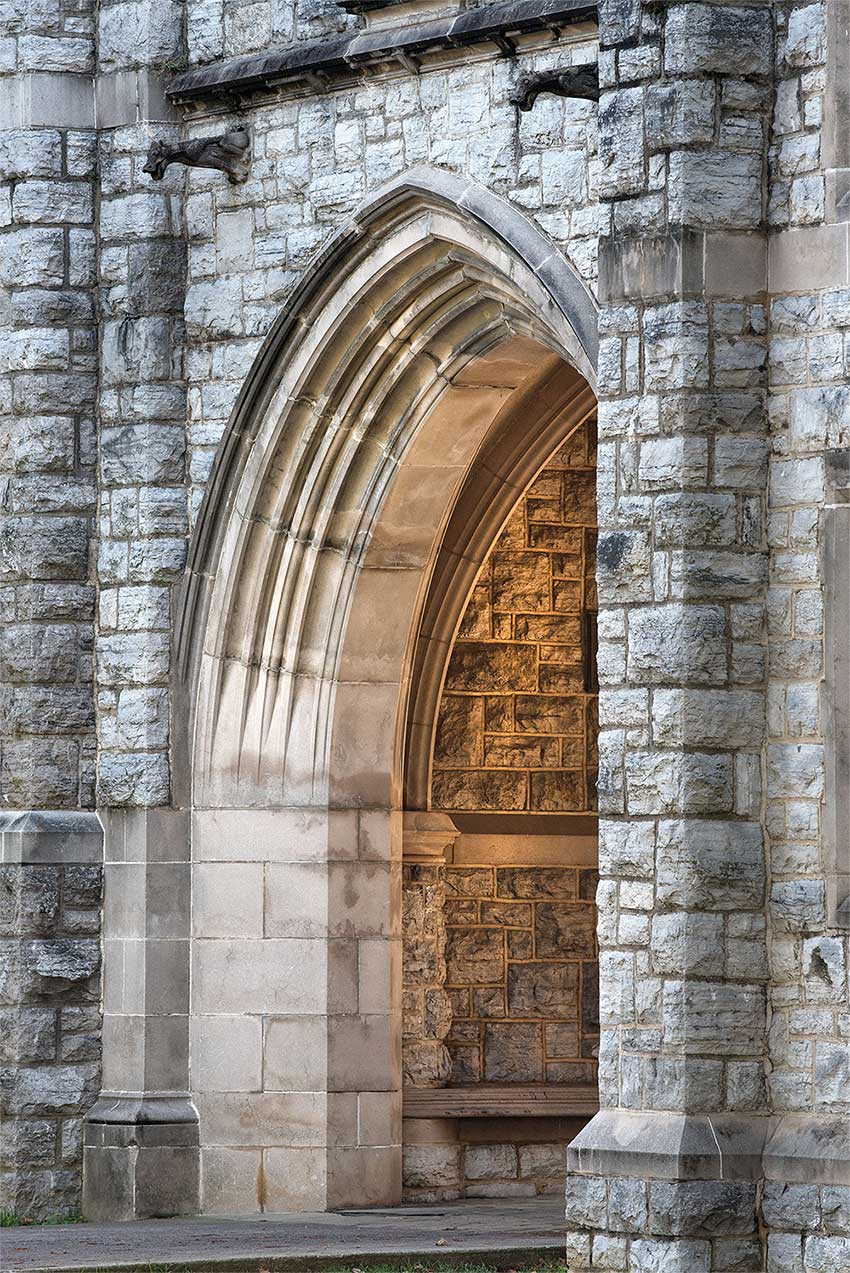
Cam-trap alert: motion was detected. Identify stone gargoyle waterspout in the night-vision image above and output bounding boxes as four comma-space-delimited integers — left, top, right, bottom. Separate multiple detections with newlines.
143, 126, 251, 184
510, 64, 600, 112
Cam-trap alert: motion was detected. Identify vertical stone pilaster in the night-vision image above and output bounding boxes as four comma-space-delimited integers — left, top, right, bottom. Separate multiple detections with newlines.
83, 2, 197, 1222
0, 0, 103, 1220
568, 2, 773, 1267
762, 7, 850, 1268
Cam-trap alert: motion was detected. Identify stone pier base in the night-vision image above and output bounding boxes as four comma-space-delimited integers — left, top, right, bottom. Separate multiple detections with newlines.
565, 1111, 850, 1271
83, 1098, 200, 1222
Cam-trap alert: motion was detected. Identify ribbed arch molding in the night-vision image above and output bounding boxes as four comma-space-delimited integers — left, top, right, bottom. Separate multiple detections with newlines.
178, 172, 598, 811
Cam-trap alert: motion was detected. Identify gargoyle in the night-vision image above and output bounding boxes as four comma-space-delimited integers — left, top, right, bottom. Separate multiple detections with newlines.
511, 64, 599, 112
143, 127, 251, 184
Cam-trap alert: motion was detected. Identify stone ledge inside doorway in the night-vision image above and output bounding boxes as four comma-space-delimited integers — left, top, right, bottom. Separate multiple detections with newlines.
404, 1083, 599, 1119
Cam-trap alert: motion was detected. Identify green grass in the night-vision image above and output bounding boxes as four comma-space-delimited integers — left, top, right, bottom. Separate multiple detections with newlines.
325, 1264, 567, 1272
62, 1263, 568, 1273
101, 1264, 568, 1273
0, 1256, 566, 1273
0, 1207, 83, 1226
317, 1265, 565, 1272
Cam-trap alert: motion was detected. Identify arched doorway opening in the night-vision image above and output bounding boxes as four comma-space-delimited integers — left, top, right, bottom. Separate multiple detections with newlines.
177, 171, 599, 1213
401, 376, 598, 1199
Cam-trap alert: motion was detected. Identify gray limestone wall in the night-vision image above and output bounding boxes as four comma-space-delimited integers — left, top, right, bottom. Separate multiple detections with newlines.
565, 2, 850, 1270
179, 31, 600, 537
1, 0, 189, 1223
0, 0, 103, 1222
3, 0, 849, 1239
0, 859, 102, 1219
188, 0, 356, 63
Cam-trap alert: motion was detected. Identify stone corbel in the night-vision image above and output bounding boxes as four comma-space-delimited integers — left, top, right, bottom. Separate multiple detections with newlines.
510, 64, 599, 112
402, 810, 460, 865
142, 127, 251, 184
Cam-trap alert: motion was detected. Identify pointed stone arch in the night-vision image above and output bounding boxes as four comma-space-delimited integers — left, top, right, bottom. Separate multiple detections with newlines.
177, 166, 597, 810
172, 169, 598, 1212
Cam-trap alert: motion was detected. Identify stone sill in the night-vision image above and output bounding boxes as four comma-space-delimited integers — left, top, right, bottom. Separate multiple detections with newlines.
403, 1083, 599, 1119
446, 812, 598, 835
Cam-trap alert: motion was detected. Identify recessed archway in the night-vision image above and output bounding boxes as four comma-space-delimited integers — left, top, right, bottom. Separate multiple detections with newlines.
175, 170, 598, 1213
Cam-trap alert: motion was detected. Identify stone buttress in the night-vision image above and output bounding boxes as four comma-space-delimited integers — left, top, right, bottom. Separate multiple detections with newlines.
565, 3, 849, 1272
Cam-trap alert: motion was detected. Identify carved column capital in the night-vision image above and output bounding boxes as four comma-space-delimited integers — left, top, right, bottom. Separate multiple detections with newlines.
402, 811, 460, 864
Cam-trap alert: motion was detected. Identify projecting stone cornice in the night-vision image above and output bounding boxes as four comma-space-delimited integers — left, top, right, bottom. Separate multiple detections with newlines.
166, 0, 598, 107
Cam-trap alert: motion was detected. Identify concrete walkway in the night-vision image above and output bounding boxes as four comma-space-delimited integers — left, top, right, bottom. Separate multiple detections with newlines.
1, 1197, 566, 1273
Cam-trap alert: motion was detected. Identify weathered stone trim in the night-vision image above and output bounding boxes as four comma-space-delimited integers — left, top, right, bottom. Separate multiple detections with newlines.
95, 70, 179, 130
822, 449, 850, 928
824, 0, 850, 222
0, 73, 95, 129
768, 223, 850, 294
763, 1114, 850, 1187
404, 1084, 598, 1117
568, 1110, 770, 1183
0, 812, 103, 866
166, 0, 598, 106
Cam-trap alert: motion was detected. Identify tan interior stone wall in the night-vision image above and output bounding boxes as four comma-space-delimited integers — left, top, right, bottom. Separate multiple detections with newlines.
426, 416, 599, 1089
444, 862, 599, 1085
431, 417, 598, 814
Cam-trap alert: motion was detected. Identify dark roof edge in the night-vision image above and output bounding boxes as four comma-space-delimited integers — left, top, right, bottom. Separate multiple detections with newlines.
167, 0, 598, 104
338, 0, 419, 12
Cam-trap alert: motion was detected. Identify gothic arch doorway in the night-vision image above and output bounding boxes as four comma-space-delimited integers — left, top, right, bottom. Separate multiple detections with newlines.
401, 385, 599, 1199
176, 170, 599, 1212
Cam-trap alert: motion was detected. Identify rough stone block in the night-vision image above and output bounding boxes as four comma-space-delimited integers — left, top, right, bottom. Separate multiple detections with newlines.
650, 912, 723, 977
535, 903, 595, 958
445, 928, 503, 986
803, 1236, 850, 1273
770, 880, 826, 933
650, 1179, 757, 1237
664, 4, 772, 76
507, 962, 579, 1019
0, 518, 89, 583
565, 1172, 608, 1228
464, 1143, 517, 1181
651, 689, 763, 749
625, 750, 732, 816
497, 868, 576, 900
608, 1175, 648, 1232
656, 820, 764, 911
643, 1056, 723, 1112
598, 88, 646, 198
0, 1007, 56, 1063
402, 1142, 460, 1189
762, 1182, 821, 1232
662, 980, 764, 1055
653, 493, 736, 547
627, 606, 726, 685
483, 1021, 543, 1081
598, 821, 654, 880
646, 81, 716, 151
